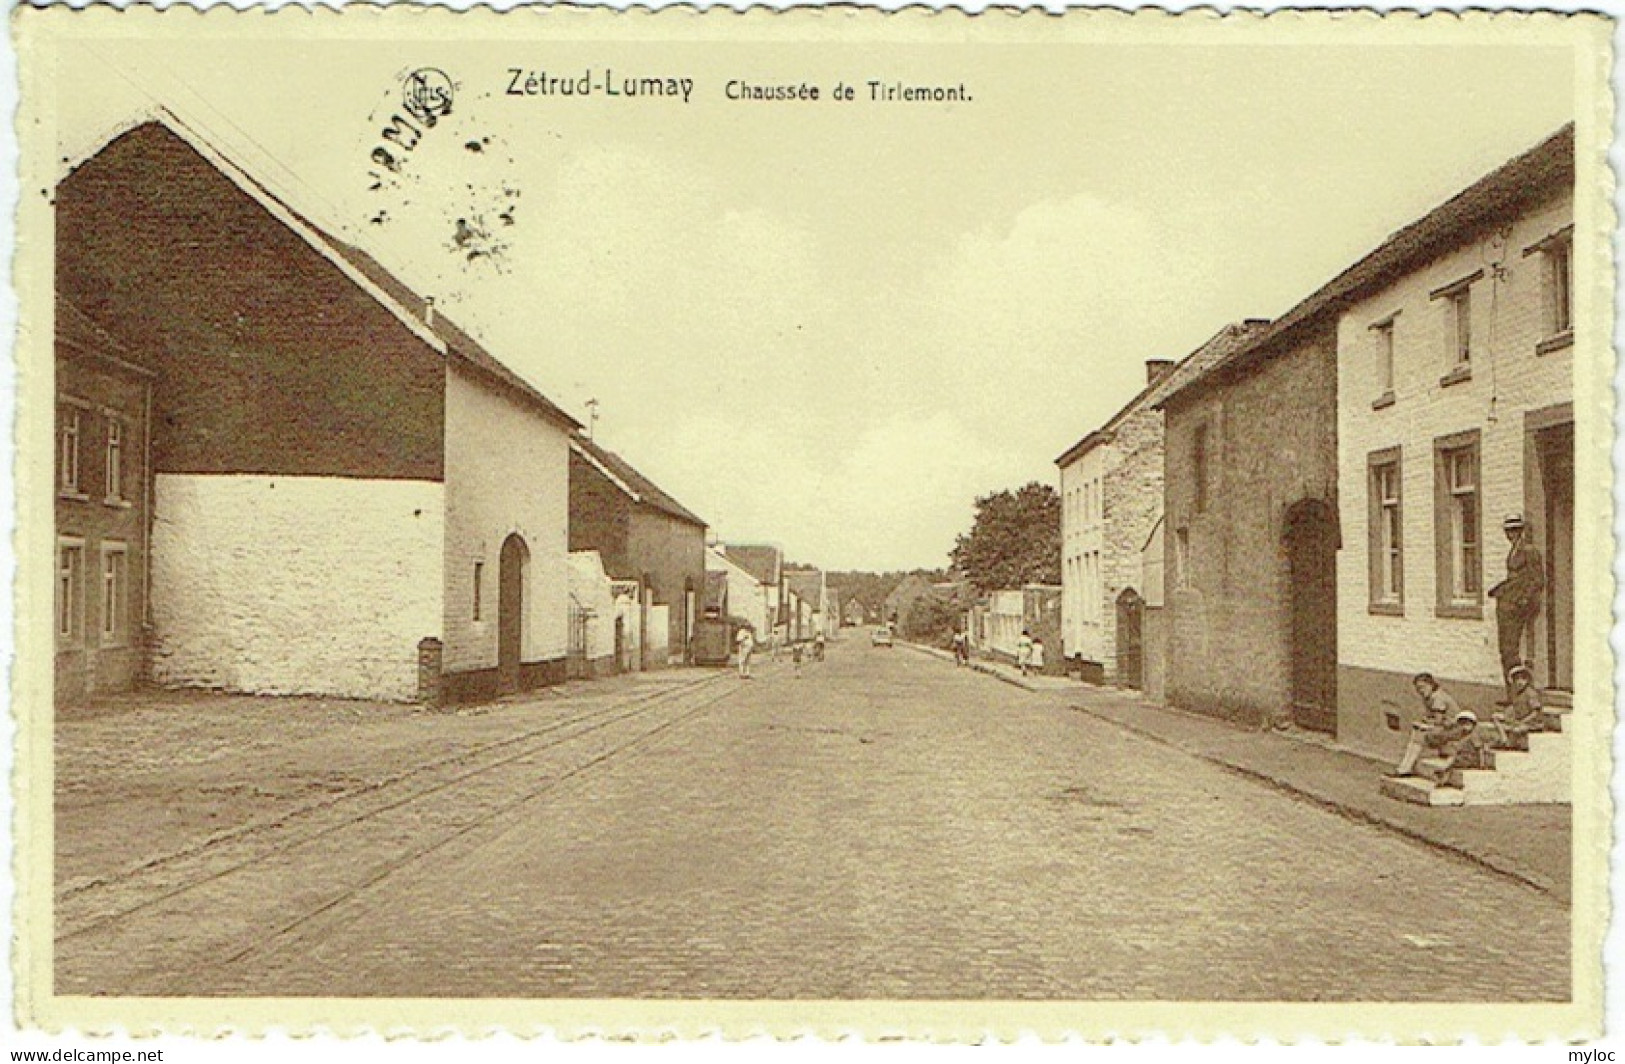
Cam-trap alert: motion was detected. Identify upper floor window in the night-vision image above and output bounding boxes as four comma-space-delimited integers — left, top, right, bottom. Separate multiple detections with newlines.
105, 417, 125, 503
1549, 235, 1573, 335
1526, 227, 1574, 352
1448, 287, 1472, 365
1430, 271, 1482, 384
1371, 316, 1396, 400
58, 405, 82, 497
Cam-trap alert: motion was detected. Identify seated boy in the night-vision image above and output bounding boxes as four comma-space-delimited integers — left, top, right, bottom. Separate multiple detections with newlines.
1491, 664, 1558, 749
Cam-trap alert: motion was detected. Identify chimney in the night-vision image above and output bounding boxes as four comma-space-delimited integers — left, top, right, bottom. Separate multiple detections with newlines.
423, 296, 436, 328
1146, 359, 1175, 386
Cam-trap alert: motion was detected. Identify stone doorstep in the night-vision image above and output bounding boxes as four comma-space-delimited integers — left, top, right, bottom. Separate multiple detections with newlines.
1380, 774, 1467, 807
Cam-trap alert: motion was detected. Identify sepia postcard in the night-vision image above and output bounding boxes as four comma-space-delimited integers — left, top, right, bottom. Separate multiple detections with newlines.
8, 2, 1617, 1045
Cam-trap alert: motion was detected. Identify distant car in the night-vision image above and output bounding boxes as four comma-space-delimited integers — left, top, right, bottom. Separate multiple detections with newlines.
871, 626, 893, 647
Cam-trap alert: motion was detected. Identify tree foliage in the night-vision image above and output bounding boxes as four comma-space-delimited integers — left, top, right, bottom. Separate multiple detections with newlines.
950, 482, 1062, 594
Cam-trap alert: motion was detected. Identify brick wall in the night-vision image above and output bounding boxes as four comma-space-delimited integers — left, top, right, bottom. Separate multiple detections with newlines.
55, 351, 152, 703
57, 124, 446, 482
1100, 405, 1166, 683
628, 509, 707, 660
568, 451, 634, 577
1164, 327, 1338, 726
1335, 189, 1573, 759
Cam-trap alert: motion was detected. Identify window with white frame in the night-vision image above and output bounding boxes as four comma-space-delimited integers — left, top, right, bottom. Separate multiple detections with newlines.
100, 542, 128, 645
57, 539, 84, 645
1525, 226, 1574, 347
1372, 317, 1396, 397
1548, 234, 1573, 336
58, 405, 82, 496
1448, 287, 1472, 365
1368, 449, 1403, 611
105, 416, 124, 503
1434, 434, 1482, 613
1430, 272, 1481, 374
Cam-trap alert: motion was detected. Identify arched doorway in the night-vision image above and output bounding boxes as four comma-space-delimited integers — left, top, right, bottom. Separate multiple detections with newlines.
1283, 499, 1337, 733
1115, 588, 1144, 689
498, 533, 528, 695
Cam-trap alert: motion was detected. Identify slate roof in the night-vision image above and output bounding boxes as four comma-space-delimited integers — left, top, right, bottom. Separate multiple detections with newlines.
724, 545, 783, 586
90, 116, 580, 435
57, 298, 154, 374
785, 570, 826, 606
571, 433, 708, 530
1158, 122, 1575, 408
1055, 319, 1270, 468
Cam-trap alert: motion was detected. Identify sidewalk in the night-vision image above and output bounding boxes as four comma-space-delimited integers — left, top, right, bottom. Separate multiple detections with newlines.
900, 640, 1077, 692
904, 642, 1570, 902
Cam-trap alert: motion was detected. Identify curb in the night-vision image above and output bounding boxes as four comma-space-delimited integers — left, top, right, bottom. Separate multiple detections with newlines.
1070, 703, 1561, 900
897, 641, 1048, 692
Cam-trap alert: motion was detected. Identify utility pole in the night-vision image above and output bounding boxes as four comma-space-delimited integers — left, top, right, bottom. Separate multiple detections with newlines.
585, 398, 600, 441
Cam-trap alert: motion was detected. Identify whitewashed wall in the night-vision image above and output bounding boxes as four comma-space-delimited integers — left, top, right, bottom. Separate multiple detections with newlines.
568, 550, 618, 663
442, 364, 571, 674
150, 474, 444, 701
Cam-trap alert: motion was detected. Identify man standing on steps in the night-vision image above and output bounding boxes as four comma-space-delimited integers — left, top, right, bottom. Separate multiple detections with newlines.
1488, 513, 1544, 684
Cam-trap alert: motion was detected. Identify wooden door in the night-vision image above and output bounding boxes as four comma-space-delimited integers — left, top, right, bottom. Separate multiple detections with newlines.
1115, 588, 1144, 689
1285, 499, 1337, 733
498, 533, 526, 694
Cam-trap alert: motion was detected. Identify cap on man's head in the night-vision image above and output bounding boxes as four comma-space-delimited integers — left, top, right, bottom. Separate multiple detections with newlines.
1503, 514, 1528, 531
1508, 664, 1534, 682
1455, 709, 1479, 723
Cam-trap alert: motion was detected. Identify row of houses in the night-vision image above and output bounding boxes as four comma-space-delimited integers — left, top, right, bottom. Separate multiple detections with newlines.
1054, 123, 1576, 765
52, 114, 829, 707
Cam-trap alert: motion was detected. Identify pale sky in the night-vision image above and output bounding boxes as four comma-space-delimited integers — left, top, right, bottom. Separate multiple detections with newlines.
52, 30, 1576, 571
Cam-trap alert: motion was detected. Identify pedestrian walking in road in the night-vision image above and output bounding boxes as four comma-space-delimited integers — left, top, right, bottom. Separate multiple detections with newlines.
735, 625, 756, 679
791, 641, 804, 677
769, 626, 782, 662
1028, 637, 1045, 676
1016, 630, 1034, 676
813, 631, 826, 662
1488, 513, 1544, 683
951, 629, 970, 666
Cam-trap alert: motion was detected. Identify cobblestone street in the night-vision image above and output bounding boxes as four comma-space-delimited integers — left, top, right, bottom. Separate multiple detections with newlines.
56, 641, 1569, 1001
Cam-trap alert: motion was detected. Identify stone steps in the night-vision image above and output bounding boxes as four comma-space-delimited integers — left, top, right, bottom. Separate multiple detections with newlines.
1379, 713, 1571, 807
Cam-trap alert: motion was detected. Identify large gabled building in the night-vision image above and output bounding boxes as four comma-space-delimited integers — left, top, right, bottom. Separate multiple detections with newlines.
56, 116, 581, 704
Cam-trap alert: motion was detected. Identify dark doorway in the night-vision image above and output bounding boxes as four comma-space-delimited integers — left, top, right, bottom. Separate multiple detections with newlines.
1537, 421, 1574, 691
498, 533, 527, 695
1284, 498, 1338, 733
1115, 587, 1144, 690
